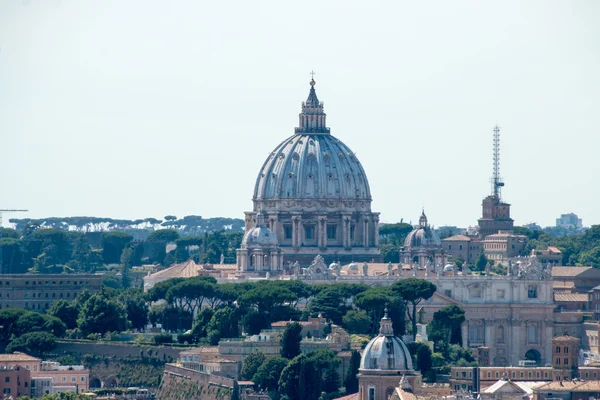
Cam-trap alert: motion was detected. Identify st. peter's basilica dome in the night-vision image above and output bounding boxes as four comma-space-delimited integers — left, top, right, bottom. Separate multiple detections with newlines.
252, 79, 371, 205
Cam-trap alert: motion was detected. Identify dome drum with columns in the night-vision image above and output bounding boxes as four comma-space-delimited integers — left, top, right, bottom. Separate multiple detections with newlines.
236, 212, 284, 274
400, 211, 446, 273
242, 79, 382, 267
357, 310, 421, 400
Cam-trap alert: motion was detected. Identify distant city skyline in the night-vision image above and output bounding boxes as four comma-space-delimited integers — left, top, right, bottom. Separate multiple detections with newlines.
1, 1, 598, 228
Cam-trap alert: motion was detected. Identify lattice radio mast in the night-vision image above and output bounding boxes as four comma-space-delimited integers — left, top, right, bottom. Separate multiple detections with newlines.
491, 125, 504, 199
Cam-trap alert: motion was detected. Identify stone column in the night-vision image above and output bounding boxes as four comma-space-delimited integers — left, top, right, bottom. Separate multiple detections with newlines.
373, 214, 380, 247
485, 319, 494, 347
363, 216, 369, 248
321, 216, 328, 249
342, 215, 351, 250
461, 323, 468, 348
292, 215, 301, 248
510, 319, 521, 366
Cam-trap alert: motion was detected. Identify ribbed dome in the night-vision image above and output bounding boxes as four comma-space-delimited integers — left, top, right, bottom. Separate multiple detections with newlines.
404, 228, 441, 248
242, 226, 278, 247
253, 134, 371, 201
252, 80, 371, 203
404, 211, 441, 248
360, 314, 413, 371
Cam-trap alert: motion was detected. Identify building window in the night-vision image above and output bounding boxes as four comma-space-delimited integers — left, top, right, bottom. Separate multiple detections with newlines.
3, 389, 10, 394
448, 245, 452, 250
556, 346, 560, 353
459, 245, 463, 250
327, 225, 337, 240
445, 290, 452, 298
497, 289, 505, 299
564, 347, 568, 354
564, 358, 568, 365
556, 358, 560, 365
350, 225, 355, 240
304, 226, 314, 240
528, 285, 538, 299
527, 325, 537, 344
284, 225, 293, 240
72, 377, 76, 382
368, 387, 375, 400
5, 377, 9, 383
62, 377, 66, 382
81, 377, 85, 381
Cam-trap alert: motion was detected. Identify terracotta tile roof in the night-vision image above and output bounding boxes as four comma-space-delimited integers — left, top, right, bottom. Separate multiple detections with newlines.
332, 394, 359, 400
271, 321, 312, 327
442, 235, 472, 242
574, 381, 600, 391
0, 353, 41, 363
534, 381, 582, 391
148, 260, 200, 279
180, 346, 219, 355
555, 293, 590, 302
553, 335, 580, 342
547, 246, 562, 253
552, 266, 592, 277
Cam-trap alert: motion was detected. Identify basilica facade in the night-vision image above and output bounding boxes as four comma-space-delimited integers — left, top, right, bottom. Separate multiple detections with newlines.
239, 79, 381, 268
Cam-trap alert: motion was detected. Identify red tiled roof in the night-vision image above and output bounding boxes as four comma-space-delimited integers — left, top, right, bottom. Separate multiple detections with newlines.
0, 353, 41, 362
552, 266, 592, 277
555, 293, 589, 302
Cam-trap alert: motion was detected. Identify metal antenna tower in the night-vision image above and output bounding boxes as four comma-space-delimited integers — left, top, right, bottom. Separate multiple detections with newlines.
491, 125, 504, 198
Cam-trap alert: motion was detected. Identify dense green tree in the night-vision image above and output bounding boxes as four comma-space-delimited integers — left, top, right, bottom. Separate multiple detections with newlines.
119, 289, 149, 330
391, 278, 437, 340
408, 342, 433, 377
48, 300, 80, 330
206, 306, 239, 345
240, 352, 266, 380
6, 331, 57, 356
146, 278, 185, 302
280, 322, 303, 359
342, 310, 371, 334
101, 231, 133, 264
306, 284, 367, 325
0, 227, 19, 239
0, 308, 29, 341
191, 307, 215, 339
344, 350, 360, 394
77, 290, 127, 334
240, 282, 296, 317
428, 304, 465, 351
253, 357, 289, 394
15, 312, 66, 337
166, 277, 217, 314
0, 237, 24, 273
278, 354, 317, 400
147, 229, 180, 243
475, 254, 488, 272
579, 246, 600, 268
353, 286, 400, 334
243, 310, 271, 335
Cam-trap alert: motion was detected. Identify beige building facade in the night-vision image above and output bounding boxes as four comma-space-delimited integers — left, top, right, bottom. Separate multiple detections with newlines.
0, 273, 101, 312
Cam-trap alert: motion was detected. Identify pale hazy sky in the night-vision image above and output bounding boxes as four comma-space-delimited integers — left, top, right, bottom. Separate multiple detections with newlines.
1, 0, 599, 228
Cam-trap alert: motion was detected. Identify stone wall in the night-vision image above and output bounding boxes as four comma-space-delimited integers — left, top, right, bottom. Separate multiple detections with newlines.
157, 364, 234, 400
54, 340, 183, 362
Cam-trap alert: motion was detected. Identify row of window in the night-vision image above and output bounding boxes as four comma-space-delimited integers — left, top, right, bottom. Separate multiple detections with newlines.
0, 292, 79, 299
555, 346, 569, 354
0, 280, 90, 286
283, 225, 342, 241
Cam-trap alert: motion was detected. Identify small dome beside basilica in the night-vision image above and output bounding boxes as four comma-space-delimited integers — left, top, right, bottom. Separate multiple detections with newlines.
403, 211, 441, 248
242, 225, 278, 248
